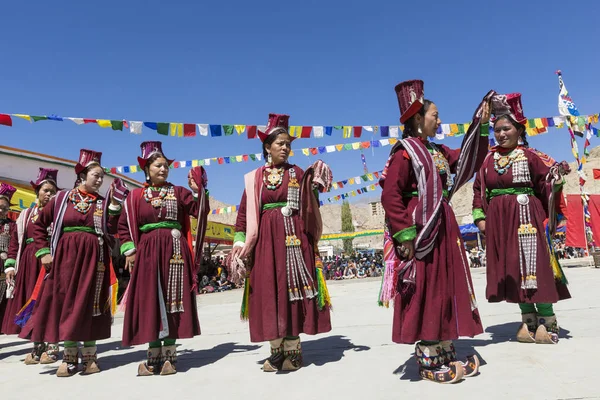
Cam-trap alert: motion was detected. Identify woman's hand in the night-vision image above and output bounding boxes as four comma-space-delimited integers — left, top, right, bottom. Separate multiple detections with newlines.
230, 246, 243, 260
188, 170, 199, 193
5, 270, 15, 285
40, 254, 53, 271
399, 240, 415, 260
476, 220, 486, 236
481, 101, 491, 124
125, 254, 136, 271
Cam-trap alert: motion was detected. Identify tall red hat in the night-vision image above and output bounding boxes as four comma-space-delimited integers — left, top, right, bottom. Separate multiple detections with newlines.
395, 80, 425, 124
74, 149, 103, 175
0, 183, 17, 206
257, 113, 296, 142
137, 141, 174, 170
30, 168, 61, 191
491, 93, 527, 125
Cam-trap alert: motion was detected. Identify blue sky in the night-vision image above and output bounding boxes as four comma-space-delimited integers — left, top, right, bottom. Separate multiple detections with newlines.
1, 0, 599, 205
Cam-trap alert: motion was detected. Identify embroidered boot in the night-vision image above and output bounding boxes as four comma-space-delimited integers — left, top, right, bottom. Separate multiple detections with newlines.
138, 347, 162, 376
160, 345, 177, 375
415, 342, 463, 384
516, 312, 537, 343
24, 343, 46, 365
81, 346, 100, 375
56, 347, 79, 377
535, 315, 559, 344
40, 343, 60, 364
262, 338, 284, 372
281, 337, 303, 372
440, 340, 479, 377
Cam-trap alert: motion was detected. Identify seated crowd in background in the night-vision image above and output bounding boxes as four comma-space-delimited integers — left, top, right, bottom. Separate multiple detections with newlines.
322, 252, 384, 281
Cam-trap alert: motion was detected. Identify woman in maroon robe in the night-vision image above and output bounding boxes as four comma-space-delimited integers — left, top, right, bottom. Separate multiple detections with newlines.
119, 141, 209, 376
229, 113, 332, 372
0, 183, 17, 334
19, 149, 122, 377
380, 80, 490, 384
3, 169, 60, 364
472, 93, 570, 345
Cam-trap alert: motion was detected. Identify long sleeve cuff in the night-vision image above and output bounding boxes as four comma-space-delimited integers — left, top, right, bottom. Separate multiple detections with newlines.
4, 258, 16, 268
108, 203, 122, 216
480, 123, 490, 137
35, 248, 50, 258
120, 241, 136, 256
472, 208, 486, 222
234, 231, 246, 244
392, 226, 417, 243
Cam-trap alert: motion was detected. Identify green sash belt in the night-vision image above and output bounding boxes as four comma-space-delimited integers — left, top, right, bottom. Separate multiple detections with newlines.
487, 187, 535, 199
139, 221, 182, 233
26, 238, 34, 244
262, 202, 287, 210
63, 226, 96, 234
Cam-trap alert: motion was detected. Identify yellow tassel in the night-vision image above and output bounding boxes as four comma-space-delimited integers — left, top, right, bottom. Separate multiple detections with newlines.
316, 267, 331, 310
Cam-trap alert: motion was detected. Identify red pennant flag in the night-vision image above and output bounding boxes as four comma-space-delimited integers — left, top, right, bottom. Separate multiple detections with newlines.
301, 126, 312, 138
184, 124, 196, 137
243, 154, 249, 162
0, 114, 13, 127
593, 169, 600, 180
110, 168, 117, 174
83, 119, 97, 124
338, 183, 344, 188
218, 158, 224, 165
374, 172, 380, 178
357, 189, 362, 194
353, 126, 362, 138
310, 148, 318, 155
361, 141, 371, 149
173, 162, 180, 168
247, 125, 257, 139
541, 118, 549, 127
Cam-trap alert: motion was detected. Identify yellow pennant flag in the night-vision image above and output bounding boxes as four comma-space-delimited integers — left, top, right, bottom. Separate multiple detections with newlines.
335, 144, 344, 151
97, 119, 111, 128
234, 125, 245, 135
389, 138, 398, 145
289, 150, 295, 156
370, 184, 376, 190
130, 166, 138, 173
367, 173, 374, 180
302, 148, 310, 156
170, 123, 183, 137
352, 142, 360, 150
349, 178, 355, 184
343, 126, 352, 138
236, 155, 243, 162
351, 191, 356, 197
192, 160, 199, 167
332, 183, 338, 190
534, 118, 544, 129
13, 114, 32, 122
581, 156, 587, 164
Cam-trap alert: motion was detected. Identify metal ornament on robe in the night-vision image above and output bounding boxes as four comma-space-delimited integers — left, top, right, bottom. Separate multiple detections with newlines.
282, 168, 316, 302
92, 200, 106, 316
0, 223, 9, 258
516, 193, 538, 290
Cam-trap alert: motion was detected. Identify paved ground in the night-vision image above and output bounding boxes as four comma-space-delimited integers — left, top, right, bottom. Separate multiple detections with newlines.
1, 263, 599, 400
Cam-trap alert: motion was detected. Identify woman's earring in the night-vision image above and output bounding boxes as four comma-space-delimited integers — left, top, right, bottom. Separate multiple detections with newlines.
266, 153, 272, 167
417, 126, 423, 135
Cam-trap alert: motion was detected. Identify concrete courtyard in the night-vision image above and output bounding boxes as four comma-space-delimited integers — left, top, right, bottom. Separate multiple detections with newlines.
1, 263, 598, 400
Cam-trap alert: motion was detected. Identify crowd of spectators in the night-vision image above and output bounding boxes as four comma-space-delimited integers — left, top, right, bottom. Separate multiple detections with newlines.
322, 252, 384, 280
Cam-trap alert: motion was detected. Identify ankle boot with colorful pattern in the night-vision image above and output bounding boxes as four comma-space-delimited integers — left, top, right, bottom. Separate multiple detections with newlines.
415, 342, 463, 384
440, 341, 479, 377
56, 347, 79, 377
160, 345, 177, 375
40, 343, 59, 364
24, 343, 46, 365
535, 315, 559, 344
263, 338, 284, 372
516, 312, 537, 343
282, 337, 303, 371
138, 347, 162, 376
81, 346, 100, 375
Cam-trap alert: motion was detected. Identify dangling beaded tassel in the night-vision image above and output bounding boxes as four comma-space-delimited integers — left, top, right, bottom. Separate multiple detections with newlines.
282, 168, 316, 302
92, 200, 105, 316
517, 197, 538, 289
167, 229, 185, 313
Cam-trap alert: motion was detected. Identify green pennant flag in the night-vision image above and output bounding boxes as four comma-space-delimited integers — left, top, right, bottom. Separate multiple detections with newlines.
223, 125, 234, 135
199, 160, 205, 166
157, 122, 169, 135
249, 154, 256, 161
111, 120, 123, 131
361, 174, 368, 181
457, 124, 465, 135
344, 143, 353, 150
334, 125, 342, 130
32, 116, 48, 122
528, 119, 536, 128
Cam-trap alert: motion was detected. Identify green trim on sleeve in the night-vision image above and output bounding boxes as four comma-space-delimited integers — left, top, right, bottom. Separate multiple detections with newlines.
392, 226, 416, 243
4, 259, 16, 268
480, 123, 490, 137
35, 248, 50, 258
120, 241, 135, 256
472, 208, 486, 222
234, 232, 246, 243
108, 207, 122, 216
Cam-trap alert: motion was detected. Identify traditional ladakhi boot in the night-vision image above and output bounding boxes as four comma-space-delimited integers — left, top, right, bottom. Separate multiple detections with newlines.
81, 346, 100, 375
415, 342, 463, 384
535, 315, 559, 344
138, 347, 162, 377
262, 338, 284, 372
56, 347, 79, 377
40, 343, 60, 364
281, 337, 303, 372
516, 312, 537, 343
24, 343, 46, 365
160, 345, 177, 375
440, 340, 479, 377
